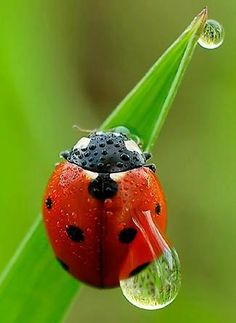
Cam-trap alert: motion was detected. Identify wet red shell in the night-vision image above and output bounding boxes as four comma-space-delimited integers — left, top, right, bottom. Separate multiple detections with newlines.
43, 162, 167, 288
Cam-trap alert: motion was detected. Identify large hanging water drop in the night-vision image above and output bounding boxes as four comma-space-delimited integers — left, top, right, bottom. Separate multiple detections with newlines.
120, 247, 181, 310
120, 211, 181, 310
198, 19, 224, 49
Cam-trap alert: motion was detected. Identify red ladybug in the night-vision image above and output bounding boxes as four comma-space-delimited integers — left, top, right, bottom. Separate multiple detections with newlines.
43, 130, 167, 288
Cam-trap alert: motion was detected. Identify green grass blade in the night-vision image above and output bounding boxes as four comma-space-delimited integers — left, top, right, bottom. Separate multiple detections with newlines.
0, 217, 79, 323
101, 8, 207, 150
0, 8, 207, 323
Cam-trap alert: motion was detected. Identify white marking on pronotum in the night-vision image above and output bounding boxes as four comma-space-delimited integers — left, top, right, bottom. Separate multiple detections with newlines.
110, 172, 126, 181
84, 170, 99, 180
73, 137, 91, 150
125, 140, 142, 154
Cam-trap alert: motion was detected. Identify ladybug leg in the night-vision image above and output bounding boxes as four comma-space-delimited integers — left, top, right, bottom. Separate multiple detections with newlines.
145, 164, 156, 173
144, 152, 152, 161
60, 150, 70, 160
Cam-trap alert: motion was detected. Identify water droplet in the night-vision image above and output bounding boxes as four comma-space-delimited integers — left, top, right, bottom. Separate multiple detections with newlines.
198, 19, 224, 49
120, 211, 181, 310
106, 211, 113, 217
112, 126, 131, 137
120, 247, 180, 310
86, 227, 92, 234
104, 198, 113, 209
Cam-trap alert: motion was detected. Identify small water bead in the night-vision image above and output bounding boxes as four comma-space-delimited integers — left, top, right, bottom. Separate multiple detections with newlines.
198, 19, 224, 49
113, 126, 131, 137
120, 248, 181, 310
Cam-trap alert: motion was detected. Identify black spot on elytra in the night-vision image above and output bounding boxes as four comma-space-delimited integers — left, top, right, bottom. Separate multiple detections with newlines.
129, 262, 150, 277
88, 174, 118, 200
119, 228, 137, 244
156, 203, 161, 215
45, 197, 52, 209
57, 258, 69, 271
66, 225, 84, 242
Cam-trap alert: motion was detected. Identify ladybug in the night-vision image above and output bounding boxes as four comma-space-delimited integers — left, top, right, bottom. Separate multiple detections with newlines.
43, 130, 167, 288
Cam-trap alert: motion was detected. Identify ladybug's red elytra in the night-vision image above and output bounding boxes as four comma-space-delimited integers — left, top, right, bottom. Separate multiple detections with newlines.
43, 130, 167, 288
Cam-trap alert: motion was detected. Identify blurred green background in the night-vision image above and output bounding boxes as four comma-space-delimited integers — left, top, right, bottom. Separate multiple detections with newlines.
0, 1, 235, 322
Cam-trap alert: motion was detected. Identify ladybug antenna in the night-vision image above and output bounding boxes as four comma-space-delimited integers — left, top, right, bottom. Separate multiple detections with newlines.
72, 125, 95, 134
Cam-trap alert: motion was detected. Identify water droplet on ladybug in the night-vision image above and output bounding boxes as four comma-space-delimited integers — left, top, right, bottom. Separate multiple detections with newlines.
84, 151, 90, 157
120, 153, 130, 161
106, 138, 114, 144
198, 19, 224, 49
120, 248, 180, 310
86, 227, 92, 234
120, 212, 181, 310
104, 198, 113, 209
89, 144, 96, 150
97, 162, 104, 169
81, 147, 87, 152
106, 211, 113, 217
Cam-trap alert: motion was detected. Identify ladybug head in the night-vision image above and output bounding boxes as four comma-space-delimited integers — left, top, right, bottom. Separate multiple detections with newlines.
61, 131, 151, 173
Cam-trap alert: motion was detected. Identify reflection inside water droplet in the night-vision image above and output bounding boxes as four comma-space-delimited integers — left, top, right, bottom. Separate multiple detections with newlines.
120, 211, 181, 310
120, 247, 181, 310
198, 19, 224, 49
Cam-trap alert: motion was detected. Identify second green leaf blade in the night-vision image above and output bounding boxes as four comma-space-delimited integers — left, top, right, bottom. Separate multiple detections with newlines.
0, 8, 208, 323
